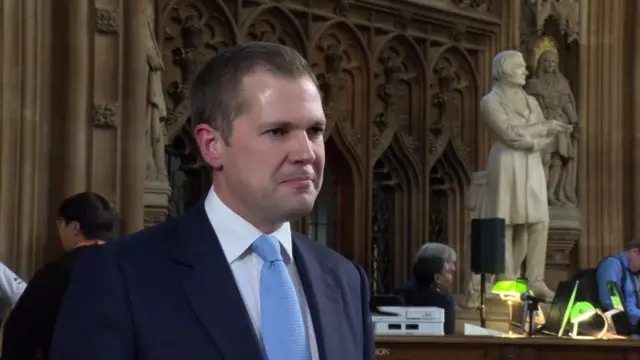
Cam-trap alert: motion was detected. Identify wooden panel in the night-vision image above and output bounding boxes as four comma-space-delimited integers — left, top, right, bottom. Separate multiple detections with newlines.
375, 336, 640, 360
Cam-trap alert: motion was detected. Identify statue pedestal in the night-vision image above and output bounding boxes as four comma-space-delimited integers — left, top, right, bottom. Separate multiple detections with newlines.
548, 206, 580, 258
143, 180, 172, 228
546, 206, 580, 288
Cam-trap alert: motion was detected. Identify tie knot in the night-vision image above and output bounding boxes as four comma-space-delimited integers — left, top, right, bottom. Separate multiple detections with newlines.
252, 235, 283, 263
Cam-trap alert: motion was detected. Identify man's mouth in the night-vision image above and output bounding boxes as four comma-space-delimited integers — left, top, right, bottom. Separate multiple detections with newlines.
282, 175, 315, 187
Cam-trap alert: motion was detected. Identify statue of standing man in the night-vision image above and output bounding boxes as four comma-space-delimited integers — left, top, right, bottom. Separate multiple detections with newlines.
525, 50, 579, 207
479, 51, 573, 299
145, 9, 169, 182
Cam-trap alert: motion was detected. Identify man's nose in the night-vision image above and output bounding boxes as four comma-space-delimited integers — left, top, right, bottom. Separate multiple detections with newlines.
289, 131, 316, 164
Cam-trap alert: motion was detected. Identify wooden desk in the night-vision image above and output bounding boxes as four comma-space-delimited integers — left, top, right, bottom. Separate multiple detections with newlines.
375, 335, 640, 360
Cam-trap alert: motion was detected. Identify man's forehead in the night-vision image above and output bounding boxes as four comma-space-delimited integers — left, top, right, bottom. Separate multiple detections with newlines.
241, 71, 316, 92
235, 72, 325, 124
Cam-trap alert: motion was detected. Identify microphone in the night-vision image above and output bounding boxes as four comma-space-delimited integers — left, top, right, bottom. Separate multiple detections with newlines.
520, 293, 550, 304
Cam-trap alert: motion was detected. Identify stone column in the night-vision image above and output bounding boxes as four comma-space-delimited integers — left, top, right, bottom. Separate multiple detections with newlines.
118, 0, 148, 234
578, 0, 627, 266
61, 0, 91, 195
0, 0, 52, 277
633, 1, 640, 237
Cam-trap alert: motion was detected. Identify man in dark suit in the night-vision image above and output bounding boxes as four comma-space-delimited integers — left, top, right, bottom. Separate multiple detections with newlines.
50, 42, 374, 360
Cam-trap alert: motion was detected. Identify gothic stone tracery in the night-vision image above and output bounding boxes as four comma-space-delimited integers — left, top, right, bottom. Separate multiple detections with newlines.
159, 0, 498, 295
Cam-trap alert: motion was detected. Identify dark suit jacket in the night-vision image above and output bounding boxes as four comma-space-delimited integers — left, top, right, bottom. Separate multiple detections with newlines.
394, 280, 456, 334
50, 202, 374, 360
2, 246, 95, 360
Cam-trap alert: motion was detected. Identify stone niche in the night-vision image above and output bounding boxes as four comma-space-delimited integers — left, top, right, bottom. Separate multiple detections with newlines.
143, 180, 172, 228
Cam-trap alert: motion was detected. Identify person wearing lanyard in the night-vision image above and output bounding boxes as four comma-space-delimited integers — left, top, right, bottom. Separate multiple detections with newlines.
1, 192, 116, 360
596, 237, 640, 331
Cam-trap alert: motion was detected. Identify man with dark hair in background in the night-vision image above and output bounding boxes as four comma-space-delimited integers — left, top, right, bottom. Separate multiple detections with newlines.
1, 192, 116, 360
51, 42, 373, 360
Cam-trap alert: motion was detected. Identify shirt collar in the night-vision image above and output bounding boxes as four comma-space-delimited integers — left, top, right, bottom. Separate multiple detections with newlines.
204, 187, 293, 264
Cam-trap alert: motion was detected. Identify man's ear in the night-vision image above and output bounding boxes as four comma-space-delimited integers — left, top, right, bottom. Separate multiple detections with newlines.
194, 123, 224, 170
69, 221, 81, 236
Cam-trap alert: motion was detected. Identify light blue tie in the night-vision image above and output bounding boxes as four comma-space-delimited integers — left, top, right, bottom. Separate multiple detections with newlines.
253, 234, 311, 360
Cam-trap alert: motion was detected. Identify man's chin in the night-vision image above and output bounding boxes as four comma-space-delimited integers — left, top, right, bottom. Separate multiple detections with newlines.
283, 197, 316, 218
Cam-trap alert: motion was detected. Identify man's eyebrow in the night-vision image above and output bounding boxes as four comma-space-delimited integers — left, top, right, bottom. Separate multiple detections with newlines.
260, 119, 326, 129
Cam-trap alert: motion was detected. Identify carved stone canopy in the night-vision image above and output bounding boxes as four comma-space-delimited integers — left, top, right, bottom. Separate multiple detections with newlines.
524, 0, 580, 43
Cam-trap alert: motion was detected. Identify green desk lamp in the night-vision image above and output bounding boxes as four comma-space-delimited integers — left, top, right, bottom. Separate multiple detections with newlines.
492, 280, 527, 334
569, 301, 608, 339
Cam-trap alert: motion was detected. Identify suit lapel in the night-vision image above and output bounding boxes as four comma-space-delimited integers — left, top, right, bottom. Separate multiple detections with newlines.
171, 203, 264, 360
293, 233, 345, 360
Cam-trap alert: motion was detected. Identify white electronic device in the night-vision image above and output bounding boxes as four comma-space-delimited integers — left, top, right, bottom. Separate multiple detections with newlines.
372, 306, 445, 336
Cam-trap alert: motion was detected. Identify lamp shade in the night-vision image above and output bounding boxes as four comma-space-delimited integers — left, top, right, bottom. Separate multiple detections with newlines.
570, 301, 597, 323
491, 280, 527, 296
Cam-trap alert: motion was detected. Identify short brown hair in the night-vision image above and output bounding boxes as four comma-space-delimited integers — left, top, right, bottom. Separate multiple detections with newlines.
190, 42, 318, 143
627, 237, 640, 251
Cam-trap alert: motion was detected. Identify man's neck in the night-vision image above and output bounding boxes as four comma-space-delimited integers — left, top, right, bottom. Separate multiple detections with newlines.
211, 182, 283, 234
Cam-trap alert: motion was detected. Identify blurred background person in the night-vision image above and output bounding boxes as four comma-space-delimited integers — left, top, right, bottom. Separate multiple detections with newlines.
1, 192, 116, 360
393, 243, 457, 334
394, 256, 456, 334
0, 262, 27, 309
415, 242, 457, 283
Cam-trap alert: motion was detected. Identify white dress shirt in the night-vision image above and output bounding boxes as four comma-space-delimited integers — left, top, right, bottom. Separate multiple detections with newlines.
204, 188, 319, 360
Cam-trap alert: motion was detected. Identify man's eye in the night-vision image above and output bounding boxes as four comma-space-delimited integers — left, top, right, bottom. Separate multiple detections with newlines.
268, 128, 287, 136
309, 127, 325, 137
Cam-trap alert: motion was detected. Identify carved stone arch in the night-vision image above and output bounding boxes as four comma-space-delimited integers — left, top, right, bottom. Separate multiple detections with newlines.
160, 0, 239, 49
161, 0, 237, 141
371, 32, 427, 174
370, 33, 428, 287
428, 141, 471, 293
308, 20, 369, 263
310, 20, 369, 170
161, 0, 237, 218
426, 44, 480, 174
239, 5, 309, 56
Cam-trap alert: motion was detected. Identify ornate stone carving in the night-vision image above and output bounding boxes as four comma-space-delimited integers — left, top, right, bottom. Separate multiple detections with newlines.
371, 51, 402, 162
393, 11, 411, 32
371, 172, 396, 294
143, 180, 172, 228
450, 24, 466, 43
95, 8, 118, 34
547, 206, 580, 265
317, 43, 347, 129
334, 0, 351, 16
427, 48, 475, 170
145, 7, 169, 182
245, 8, 305, 49
153, 0, 505, 293
311, 25, 366, 156
162, 3, 233, 145
523, 0, 580, 43
93, 103, 117, 128
371, 39, 423, 167
450, 0, 491, 12
525, 38, 578, 207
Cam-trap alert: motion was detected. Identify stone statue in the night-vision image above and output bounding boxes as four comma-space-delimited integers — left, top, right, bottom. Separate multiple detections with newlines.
479, 50, 573, 300
145, 14, 168, 182
525, 50, 579, 207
